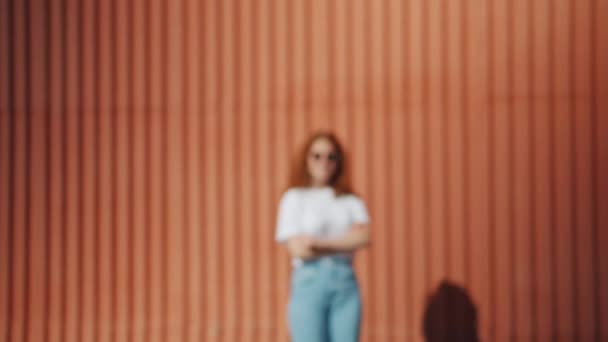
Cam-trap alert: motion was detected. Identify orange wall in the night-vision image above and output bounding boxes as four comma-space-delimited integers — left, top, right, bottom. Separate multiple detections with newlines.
1, 0, 608, 341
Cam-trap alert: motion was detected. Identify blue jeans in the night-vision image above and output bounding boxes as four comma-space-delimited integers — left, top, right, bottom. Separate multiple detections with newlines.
288, 257, 361, 342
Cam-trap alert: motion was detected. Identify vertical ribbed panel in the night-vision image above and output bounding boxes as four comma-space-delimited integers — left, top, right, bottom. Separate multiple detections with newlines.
1, 0, 608, 341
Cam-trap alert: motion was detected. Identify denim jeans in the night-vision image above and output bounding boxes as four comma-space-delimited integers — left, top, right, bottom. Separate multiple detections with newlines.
288, 257, 361, 342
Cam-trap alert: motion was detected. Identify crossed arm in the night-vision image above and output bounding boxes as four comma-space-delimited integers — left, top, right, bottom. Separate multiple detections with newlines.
284, 224, 371, 260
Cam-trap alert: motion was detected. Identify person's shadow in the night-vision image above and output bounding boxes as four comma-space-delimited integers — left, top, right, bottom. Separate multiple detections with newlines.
422, 280, 480, 342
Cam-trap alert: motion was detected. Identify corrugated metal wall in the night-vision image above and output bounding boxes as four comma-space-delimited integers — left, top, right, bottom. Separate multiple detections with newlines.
1, 0, 608, 341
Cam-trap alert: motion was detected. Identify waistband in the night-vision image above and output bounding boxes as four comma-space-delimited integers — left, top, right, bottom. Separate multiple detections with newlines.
294, 255, 353, 268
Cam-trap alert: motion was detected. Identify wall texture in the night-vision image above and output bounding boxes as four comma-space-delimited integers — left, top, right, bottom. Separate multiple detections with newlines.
1, 0, 608, 341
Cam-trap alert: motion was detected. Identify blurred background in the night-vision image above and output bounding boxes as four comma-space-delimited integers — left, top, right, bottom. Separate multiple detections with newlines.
1, 0, 608, 341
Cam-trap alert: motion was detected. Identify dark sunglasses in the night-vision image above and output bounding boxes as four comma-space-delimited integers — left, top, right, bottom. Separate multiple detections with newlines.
309, 152, 340, 162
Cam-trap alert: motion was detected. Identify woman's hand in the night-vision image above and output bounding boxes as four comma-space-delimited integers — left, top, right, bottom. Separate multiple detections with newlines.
285, 224, 371, 259
286, 235, 317, 260
311, 224, 370, 253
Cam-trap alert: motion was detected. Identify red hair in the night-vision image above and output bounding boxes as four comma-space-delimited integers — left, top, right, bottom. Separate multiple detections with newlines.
288, 131, 353, 196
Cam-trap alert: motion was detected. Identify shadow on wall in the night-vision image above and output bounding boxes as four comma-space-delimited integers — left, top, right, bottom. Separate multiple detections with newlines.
423, 280, 480, 342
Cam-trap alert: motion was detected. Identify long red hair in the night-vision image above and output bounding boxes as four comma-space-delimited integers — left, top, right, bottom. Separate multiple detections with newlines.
288, 131, 353, 196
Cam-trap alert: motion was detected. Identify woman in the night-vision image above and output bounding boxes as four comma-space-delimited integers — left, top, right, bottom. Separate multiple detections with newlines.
275, 131, 371, 342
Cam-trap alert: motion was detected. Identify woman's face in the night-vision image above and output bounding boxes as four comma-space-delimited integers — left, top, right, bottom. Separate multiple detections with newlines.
307, 138, 339, 186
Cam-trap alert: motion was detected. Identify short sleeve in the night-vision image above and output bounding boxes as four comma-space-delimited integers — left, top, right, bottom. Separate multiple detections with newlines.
275, 189, 301, 243
350, 196, 371, 224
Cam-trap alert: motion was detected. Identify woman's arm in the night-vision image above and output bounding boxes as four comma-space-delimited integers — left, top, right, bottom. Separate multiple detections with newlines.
311, 224, 371, 253
284, 235, 318, 259
283, 224, 370, 258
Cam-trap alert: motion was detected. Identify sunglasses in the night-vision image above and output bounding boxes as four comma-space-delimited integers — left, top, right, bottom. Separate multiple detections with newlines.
309, 152, 340, 162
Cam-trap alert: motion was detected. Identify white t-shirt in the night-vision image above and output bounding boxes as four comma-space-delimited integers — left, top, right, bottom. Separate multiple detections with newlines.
275, 186, 371, 265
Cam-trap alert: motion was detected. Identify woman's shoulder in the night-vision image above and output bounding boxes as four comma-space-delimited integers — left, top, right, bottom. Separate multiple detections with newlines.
339, 192, 371, 222
338, 191, 366, 202
333, 191, 366, 208
283, 187, 307, 195
280, 187, 306, 201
